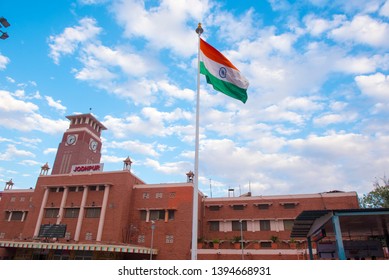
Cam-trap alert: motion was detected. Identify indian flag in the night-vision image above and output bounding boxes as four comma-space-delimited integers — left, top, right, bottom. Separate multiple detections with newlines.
199, 38, 249, 103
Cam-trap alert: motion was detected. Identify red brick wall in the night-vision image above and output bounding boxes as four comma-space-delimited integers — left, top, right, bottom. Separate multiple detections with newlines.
130, 184, 195, 260
201, 192, 359, 243
0, 190, 34, 240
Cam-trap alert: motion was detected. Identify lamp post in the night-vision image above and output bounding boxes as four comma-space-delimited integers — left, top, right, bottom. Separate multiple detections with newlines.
150, 221, 156, 260
0, 17, 10, 40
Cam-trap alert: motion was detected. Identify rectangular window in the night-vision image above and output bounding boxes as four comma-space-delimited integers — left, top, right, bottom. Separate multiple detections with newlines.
85, 208, 101, 218
20, 197, 25, 202
209, 221, 219, 232
69, 187, 77, 192
283, 219, 294, 231
140, 210, 147, 221
10, 211, 24, 221
156, 192, 163, 199
150, 210, 165, 221
0, 232, 5, 239
168, 210, 175, 220
143, 192, 150, 199
89, 185, 97, 191
45, 208, 60, 218
10, 197, 16, 202
260, 220, 271, 231
232, 220, 247, 231
232, 205, 244, 210
209, 206, 220, 211
257, 204, 269, 210
64, 208, 79, 218
283, 203, 296, 209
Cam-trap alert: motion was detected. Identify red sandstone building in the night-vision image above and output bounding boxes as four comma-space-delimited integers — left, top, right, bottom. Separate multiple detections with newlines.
0, 113, 365, 260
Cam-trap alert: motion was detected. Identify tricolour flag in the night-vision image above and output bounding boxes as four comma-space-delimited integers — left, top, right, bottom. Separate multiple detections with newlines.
199, 38, 249, 103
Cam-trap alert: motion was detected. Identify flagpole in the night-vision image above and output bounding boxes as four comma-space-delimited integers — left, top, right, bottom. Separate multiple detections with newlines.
191, 22, 203, 260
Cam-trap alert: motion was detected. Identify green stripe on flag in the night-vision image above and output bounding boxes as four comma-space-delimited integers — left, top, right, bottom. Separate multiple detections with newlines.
200, 62, 248, 104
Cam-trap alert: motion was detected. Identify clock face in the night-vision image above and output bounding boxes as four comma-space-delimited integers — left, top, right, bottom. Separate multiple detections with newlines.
89, 139, 98, 151
66, 134, 77, 145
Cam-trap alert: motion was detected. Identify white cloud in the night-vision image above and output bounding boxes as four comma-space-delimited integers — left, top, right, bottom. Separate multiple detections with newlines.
103, 107, 192, 138
143, 158, 190, 175
0, 54, 10, 70
48, 17, 102, 64
330, 15, 389, 47
209, 8, 256, 43
106, 140, 159, 157
0, 90, 68, 134
0, 90, 38, 113
45, 96, 67, 112
81, 44, 156, 77
6, 76, 15, 83
303, 14, 345, 36
112, 0, 208, 57
0, 144, 35, 161
334, 55, 379, 74
101, 154, 126, 163
313, 112, 358, 126
43, 148, 57, 155
20, 159, 40, 166
355, 72, 389, 100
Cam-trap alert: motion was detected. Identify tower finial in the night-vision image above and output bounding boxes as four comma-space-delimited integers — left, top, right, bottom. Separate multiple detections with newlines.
195, 23, 203, 35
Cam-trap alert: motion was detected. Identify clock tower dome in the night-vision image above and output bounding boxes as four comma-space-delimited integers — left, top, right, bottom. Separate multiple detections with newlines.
51, 113, 107, 174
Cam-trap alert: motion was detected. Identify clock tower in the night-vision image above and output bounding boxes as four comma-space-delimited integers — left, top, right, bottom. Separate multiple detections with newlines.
51, 113, 107, 174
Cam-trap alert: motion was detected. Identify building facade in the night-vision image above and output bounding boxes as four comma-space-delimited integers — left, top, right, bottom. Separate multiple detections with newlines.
0, 113, 361, 260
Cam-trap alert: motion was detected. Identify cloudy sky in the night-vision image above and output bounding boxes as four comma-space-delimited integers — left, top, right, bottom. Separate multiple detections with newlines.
1, 0, 389, 198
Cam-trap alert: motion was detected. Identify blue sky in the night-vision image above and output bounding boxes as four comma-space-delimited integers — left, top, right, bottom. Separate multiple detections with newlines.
1, 0, 389, 198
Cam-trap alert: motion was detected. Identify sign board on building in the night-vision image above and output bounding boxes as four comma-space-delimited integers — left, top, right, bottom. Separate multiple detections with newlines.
71, 163, 104, 173
38, 224, 67, 238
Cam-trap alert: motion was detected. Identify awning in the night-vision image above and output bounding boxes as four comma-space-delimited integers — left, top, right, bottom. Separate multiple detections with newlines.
290, 210, 330, 238
0, 241, 157, 255
290, 208, 389, 238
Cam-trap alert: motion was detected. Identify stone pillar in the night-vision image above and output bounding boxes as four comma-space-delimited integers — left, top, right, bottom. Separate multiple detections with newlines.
74, 186, 88, 241
56, 187, 69, 224
33, 188, 50, 237
96, 184, 110, 242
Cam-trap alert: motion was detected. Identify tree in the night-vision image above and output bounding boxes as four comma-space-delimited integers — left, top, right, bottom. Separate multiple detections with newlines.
360, 176, 389, 208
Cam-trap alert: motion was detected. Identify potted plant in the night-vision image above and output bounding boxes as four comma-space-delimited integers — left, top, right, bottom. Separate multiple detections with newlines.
212, 238, 220, 249
197, 237, 204, 249
232, 236, 241, 249
270, 235, 279, 249
289, 238, 297, 249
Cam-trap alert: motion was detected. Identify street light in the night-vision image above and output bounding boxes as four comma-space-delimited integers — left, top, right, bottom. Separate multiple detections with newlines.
0, 17, 10, 40
150, 221, 156, 260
